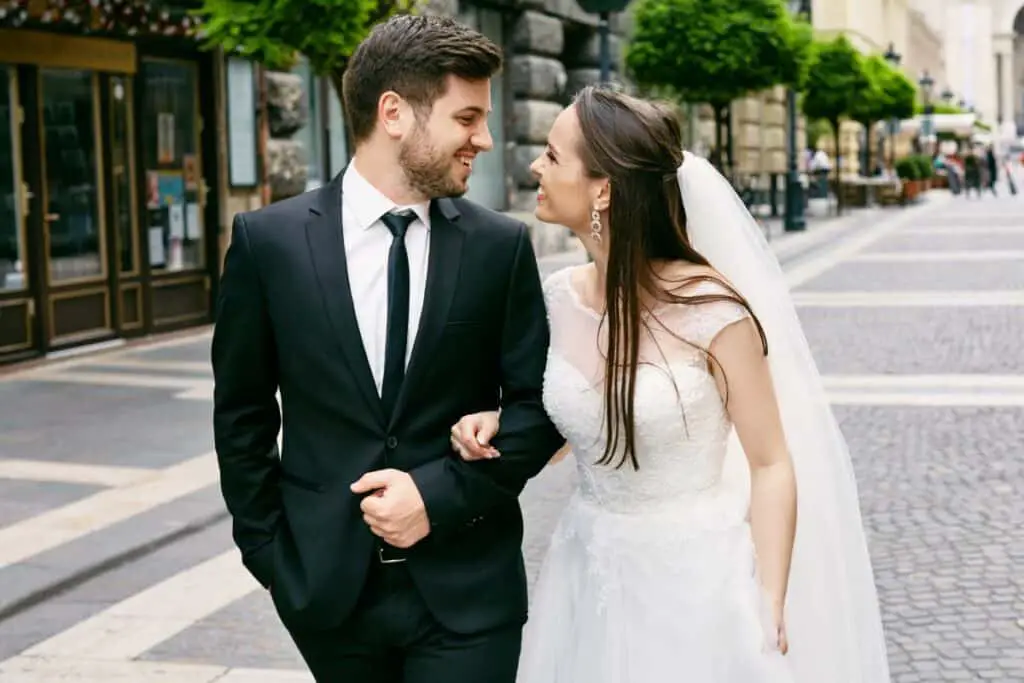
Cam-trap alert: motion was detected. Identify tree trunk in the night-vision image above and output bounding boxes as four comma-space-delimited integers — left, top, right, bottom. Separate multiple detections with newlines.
712, 106, 726, 173
858, 120, 874, 177
831, 118, 842, 215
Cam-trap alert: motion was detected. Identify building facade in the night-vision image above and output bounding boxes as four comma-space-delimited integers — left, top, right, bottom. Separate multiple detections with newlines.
0, 1, 262, 365
0, 0, 626, 364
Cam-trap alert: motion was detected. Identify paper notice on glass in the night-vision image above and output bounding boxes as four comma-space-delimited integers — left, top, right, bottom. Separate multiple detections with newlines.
169, 204, 185, 239
148, 226, 166, 267
185, 203, 201, 239
158, 113, 175, 163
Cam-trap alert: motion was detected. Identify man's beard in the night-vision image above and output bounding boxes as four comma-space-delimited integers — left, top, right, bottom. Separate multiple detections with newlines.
398, 125, 468, 199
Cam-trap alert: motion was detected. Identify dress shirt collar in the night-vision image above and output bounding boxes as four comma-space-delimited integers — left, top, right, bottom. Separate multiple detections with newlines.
342, 160, 432, 231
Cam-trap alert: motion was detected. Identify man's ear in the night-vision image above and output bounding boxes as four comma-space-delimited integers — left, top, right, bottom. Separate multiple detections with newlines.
379, 91, 408, 140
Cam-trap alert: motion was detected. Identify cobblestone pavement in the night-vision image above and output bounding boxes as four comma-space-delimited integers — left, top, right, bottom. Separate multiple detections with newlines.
1, 191, 1022, 682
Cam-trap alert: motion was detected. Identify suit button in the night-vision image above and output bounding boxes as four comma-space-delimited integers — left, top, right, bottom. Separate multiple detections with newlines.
386, 436, 398, 450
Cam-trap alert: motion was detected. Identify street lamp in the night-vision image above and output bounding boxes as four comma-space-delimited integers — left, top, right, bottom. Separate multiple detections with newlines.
783, 0, 811, 232
941, 86, 955, 104
919, 70, 935, 151
576, 0, 632, 83
883, 43, 901, 169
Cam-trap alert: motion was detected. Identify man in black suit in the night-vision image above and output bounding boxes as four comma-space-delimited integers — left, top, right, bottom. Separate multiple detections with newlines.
211, 13, 564, 683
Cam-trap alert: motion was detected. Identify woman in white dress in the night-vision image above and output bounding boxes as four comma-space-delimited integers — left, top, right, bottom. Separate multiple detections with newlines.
450, 87, 890, 682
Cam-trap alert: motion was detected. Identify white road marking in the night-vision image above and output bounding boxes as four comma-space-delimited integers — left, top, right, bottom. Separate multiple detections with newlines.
82, 358, 211, 374
848, 250, 1024, 262
822, 374, 1024, 390
0, 459, 153, 487
827, 391, 1024, 407
0, 658, 312, 683
784, 205, 931, 287
0, 452, 218, 569
899, 225, 1024, 235
17, 550, 257, 661
17, 370, 209, 392
793, 290, 1024, 307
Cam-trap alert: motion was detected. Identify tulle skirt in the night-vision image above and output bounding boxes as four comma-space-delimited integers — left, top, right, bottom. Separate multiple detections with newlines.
518, 491, 794, 682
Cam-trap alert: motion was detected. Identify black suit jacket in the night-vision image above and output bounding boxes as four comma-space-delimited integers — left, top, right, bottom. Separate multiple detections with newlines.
211, 173, 564, 635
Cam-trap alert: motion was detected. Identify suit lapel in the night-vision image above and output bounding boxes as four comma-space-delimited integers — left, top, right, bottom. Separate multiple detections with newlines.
389, 198, 464, 428
305, 175, 385, 427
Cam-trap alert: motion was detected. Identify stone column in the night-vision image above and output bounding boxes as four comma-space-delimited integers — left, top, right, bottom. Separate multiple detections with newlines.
994, 34, 1015, 125
508, 9, 567, 211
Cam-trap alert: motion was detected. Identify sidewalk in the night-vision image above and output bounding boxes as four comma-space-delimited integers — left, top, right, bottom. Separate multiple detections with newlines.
0, 192, 949, 628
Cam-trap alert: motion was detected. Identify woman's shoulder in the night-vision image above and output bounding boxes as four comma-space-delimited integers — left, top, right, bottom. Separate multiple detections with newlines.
655, 262, 737, 298
652, 262, 752, 347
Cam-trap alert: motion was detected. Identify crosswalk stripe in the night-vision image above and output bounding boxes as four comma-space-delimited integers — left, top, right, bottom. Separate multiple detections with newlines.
0, 452, 218, 569
17, 550, 256, 661
0, 459, 154, 487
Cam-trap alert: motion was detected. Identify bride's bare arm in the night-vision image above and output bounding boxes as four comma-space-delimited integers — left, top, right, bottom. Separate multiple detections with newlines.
709, 316, 797, 635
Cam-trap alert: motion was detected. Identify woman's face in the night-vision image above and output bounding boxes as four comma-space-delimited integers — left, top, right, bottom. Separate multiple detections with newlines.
529, 105, 608, 236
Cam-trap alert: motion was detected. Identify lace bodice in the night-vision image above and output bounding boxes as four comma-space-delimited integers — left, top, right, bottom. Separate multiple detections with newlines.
541, 266, 751, 514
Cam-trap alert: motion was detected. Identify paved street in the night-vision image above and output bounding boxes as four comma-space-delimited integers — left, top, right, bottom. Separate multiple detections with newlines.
1, 190, 1023, 682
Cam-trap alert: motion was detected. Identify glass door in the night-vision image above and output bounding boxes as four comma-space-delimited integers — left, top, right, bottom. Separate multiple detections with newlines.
38, 67, 113, 344
0, 65, 33, 358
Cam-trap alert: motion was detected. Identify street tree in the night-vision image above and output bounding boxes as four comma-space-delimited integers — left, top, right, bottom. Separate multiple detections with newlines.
848, 55, 892, 176
194, 0, 406, 105
626, 0, 810, 174
801, 34, 869, 213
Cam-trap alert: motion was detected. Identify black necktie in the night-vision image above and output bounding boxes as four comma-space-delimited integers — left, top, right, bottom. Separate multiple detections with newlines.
380, 211, 416, 420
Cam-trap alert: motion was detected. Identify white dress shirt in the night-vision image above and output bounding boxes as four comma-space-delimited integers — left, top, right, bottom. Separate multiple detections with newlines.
341, 164, 431, 396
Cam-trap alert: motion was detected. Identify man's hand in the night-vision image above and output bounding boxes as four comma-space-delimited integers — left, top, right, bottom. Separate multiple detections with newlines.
350, 469, 431, 548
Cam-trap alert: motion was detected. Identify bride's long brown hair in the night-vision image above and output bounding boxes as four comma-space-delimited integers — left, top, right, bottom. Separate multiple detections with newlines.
573, 86, 767, 471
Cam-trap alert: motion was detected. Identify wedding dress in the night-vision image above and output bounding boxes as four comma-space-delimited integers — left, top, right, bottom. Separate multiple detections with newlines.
520, 266, 790, 683
517, 152, 891, 683
517, 266, 793, 682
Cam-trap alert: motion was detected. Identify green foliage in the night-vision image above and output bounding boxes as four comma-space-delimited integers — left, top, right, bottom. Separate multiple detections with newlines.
625, 0, 810, 109
883, 70, 917, 120
800, 34, 868, 125
848, 55, 889, 125
914, 101, 966, 116
194, 0, 401, 75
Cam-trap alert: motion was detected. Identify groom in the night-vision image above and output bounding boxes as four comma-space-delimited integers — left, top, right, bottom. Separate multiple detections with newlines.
211, 13, 563, 683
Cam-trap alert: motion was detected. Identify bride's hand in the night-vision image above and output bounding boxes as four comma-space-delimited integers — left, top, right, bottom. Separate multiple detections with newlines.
450, 411, 501, 461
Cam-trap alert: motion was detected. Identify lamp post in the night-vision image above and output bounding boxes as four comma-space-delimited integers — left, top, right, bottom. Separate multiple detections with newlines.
575, 0, 632, 84
941, 86, 955, 105
783, 0, 811, 232
918, 69, 935, 152
883, 42, 901, 169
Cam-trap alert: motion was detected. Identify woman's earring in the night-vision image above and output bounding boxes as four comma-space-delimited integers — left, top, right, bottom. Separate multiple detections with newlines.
590, 208, 603, 244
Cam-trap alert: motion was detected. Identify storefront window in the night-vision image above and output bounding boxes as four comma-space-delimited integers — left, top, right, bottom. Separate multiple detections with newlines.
140, 59, 204, 272
0, 67, 25, 291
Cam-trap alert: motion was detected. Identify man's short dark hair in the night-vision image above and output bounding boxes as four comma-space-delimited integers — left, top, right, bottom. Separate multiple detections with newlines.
342, 15, 503, 146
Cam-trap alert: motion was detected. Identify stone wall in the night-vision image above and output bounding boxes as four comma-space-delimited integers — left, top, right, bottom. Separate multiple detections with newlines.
264, 70, 309, 201
507, 1, 629, 254
508, 2, 628, 210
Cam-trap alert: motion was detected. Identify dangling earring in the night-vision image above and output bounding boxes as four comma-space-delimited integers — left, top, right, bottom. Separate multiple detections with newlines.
590, 208, 603, 244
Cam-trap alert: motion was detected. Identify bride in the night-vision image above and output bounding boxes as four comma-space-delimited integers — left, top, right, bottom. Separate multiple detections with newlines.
449, 86, 890, 682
